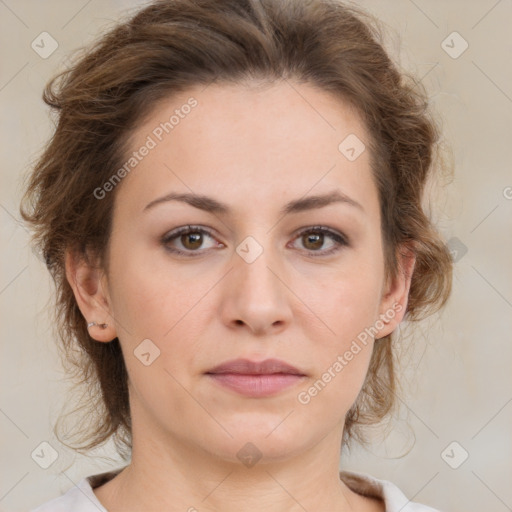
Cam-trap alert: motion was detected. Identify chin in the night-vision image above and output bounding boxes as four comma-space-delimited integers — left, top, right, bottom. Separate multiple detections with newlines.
198, 416, 314, 466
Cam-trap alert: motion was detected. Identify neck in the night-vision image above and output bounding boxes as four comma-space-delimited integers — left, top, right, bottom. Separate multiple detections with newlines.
94, 426, 363, 512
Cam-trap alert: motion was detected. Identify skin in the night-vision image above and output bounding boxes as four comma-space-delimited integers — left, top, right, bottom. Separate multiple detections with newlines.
66, 80, 415, 512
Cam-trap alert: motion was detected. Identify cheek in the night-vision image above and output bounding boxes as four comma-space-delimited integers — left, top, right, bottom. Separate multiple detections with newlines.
293, 255, 385, 402
106, 245, 211, 428
293, 253, 385, 340
294, 281, 379, 424
296, 343, 373, 425
106, 241, 216, 399
107, 238, 207, 341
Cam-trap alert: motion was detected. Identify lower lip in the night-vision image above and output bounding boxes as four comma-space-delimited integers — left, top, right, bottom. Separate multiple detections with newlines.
207, 373, 305, 397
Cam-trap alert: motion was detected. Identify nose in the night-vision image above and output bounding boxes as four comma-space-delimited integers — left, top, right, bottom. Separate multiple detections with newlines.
219, 242, 293, 336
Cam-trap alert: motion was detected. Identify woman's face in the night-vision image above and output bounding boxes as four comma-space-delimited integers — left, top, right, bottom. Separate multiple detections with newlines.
81, 81, 410, 465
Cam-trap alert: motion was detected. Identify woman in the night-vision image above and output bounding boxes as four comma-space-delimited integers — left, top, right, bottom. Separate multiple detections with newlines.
23, 0, 452, 510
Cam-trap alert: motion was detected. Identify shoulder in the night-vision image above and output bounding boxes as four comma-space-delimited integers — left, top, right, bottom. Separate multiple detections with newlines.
340, 470, 442, 512
29, 473, 112, 512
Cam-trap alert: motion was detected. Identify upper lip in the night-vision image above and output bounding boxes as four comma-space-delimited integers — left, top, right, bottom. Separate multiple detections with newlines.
206, 358, 305, 376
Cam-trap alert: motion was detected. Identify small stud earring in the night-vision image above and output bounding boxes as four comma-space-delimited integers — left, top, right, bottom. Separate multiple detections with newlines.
87, 321, 108, 329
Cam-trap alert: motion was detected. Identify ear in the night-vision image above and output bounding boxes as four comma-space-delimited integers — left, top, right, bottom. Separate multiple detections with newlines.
65, 249, 117, 342
376, 244, 416, 339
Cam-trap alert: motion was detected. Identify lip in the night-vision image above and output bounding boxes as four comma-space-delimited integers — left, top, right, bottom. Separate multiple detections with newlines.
206, 358, 306, 398
207, 358, 304, 375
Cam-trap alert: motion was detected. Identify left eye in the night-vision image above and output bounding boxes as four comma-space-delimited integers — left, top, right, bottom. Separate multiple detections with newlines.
290, 226, 348, 256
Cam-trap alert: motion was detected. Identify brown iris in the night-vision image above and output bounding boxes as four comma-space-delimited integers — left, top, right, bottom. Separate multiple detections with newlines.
181, 231, 203, 250
302, 232, 324, 251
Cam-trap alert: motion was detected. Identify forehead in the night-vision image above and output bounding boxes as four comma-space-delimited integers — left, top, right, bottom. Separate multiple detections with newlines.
114, 80, 379, 220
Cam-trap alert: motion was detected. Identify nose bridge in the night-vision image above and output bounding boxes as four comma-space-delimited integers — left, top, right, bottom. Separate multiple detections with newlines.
222, 231, 292, 333
233, 232, 283, 300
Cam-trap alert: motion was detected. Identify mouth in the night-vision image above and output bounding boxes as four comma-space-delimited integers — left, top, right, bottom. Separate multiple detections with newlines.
205, 358, 306, 398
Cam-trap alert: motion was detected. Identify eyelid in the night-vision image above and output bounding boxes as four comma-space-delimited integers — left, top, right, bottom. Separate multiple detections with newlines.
293, 225, 349, 245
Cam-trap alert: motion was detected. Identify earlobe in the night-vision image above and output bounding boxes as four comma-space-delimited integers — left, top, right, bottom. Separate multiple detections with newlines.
376, 245, 416, 339
65, 249, 117, 342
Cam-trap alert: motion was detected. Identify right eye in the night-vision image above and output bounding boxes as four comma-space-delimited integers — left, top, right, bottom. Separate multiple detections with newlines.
161, 225, 222, 256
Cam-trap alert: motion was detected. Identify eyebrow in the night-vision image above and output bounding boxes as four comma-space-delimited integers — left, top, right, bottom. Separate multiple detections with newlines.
143, 190, 364, 216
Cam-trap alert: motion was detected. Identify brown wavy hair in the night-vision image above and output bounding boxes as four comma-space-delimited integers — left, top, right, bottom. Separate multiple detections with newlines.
20, 0, 452, 459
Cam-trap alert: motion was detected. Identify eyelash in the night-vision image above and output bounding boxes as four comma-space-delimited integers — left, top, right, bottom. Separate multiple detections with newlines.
161, 225, 349, 258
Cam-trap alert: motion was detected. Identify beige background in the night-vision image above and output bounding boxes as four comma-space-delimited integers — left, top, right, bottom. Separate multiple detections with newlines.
1, 1, 511, 511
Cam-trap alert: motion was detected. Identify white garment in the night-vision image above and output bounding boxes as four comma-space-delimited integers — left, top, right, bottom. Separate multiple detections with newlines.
30, 468, 441, 512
